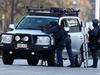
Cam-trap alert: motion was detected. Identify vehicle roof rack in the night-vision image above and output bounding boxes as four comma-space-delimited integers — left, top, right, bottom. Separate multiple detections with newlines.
26, 7, 80, 17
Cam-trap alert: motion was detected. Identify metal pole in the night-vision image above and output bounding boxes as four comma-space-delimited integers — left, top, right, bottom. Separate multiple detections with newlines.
95, 0, 100, 20
83, 22, 89, 68
11, 0, 15, 24
83, 35, 88, 68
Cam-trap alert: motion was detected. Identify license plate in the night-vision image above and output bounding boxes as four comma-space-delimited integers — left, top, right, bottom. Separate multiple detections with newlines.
17, 44, 27, 48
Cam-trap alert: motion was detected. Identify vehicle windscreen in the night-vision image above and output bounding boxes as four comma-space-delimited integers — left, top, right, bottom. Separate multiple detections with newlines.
16, 17, 58, 30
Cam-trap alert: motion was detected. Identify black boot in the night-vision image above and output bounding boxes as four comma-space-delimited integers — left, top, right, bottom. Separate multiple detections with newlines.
67, 64, 75, 67
88, 65, 97, 68
56, 64, 63, 67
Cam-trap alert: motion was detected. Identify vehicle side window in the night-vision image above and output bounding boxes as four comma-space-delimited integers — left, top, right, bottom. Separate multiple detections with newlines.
66, 19, 81, 32
61, 18, 81, 32
69, 25, 81, 32
61, 19, 68, 27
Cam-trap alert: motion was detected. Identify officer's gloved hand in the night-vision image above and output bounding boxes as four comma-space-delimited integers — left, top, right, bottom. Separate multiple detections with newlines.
68, 34, 70, 37
88, 29, 92, 35
39, 26, 45, 31
41, 27, 47, 32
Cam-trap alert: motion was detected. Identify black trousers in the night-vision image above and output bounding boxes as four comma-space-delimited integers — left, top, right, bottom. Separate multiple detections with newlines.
90, 47, 98, 67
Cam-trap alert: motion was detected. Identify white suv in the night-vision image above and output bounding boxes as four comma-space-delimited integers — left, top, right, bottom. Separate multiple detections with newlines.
0, 8, 85, 67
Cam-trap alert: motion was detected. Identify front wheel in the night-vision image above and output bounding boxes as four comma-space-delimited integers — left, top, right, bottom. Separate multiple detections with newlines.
27, 57, 39, 66
2, 51, 14, 65
27, 55, 39, 66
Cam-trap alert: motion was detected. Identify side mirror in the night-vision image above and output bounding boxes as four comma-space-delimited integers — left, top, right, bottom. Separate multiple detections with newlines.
64, 27, 70, 32
9, 24, 15, 29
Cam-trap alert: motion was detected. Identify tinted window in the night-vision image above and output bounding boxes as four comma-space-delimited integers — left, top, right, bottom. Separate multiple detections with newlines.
16, 17, 58, 30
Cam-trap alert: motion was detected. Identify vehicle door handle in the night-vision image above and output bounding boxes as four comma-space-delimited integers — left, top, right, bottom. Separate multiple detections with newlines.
80, 36, 83, 39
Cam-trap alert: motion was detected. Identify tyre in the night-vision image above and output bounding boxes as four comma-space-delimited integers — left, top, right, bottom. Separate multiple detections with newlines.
74, 45, 84, 67
2, 51, 14, 65
75, 53, 83, 67
27, 56, 39, 66
47, 51, 55, 66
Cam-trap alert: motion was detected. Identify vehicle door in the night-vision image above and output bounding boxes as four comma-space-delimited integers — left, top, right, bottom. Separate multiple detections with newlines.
59, 17, 84, 53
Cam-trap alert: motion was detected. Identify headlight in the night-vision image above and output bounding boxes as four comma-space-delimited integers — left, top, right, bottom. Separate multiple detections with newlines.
23, 36, 29, 42
15, 36, 20, 41
1, 34, 13, 43
36, 36, 50, 45
51, 36, 55, 45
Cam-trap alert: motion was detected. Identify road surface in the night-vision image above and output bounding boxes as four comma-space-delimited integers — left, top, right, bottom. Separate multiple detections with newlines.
0, 59, 100, 75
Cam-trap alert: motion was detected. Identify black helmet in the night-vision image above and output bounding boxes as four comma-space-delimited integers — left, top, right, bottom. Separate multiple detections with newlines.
92, 19, 99, 27
49, 21, 58, 26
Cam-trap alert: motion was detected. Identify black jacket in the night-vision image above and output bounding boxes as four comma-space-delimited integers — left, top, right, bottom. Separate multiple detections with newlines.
88, 25, 100, 49
42, 25, 65, 48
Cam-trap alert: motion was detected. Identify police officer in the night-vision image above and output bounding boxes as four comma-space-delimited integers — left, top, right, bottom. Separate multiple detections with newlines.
61, 21, 75, 67
42, 21, 65, 67
88, 19, 100, 68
